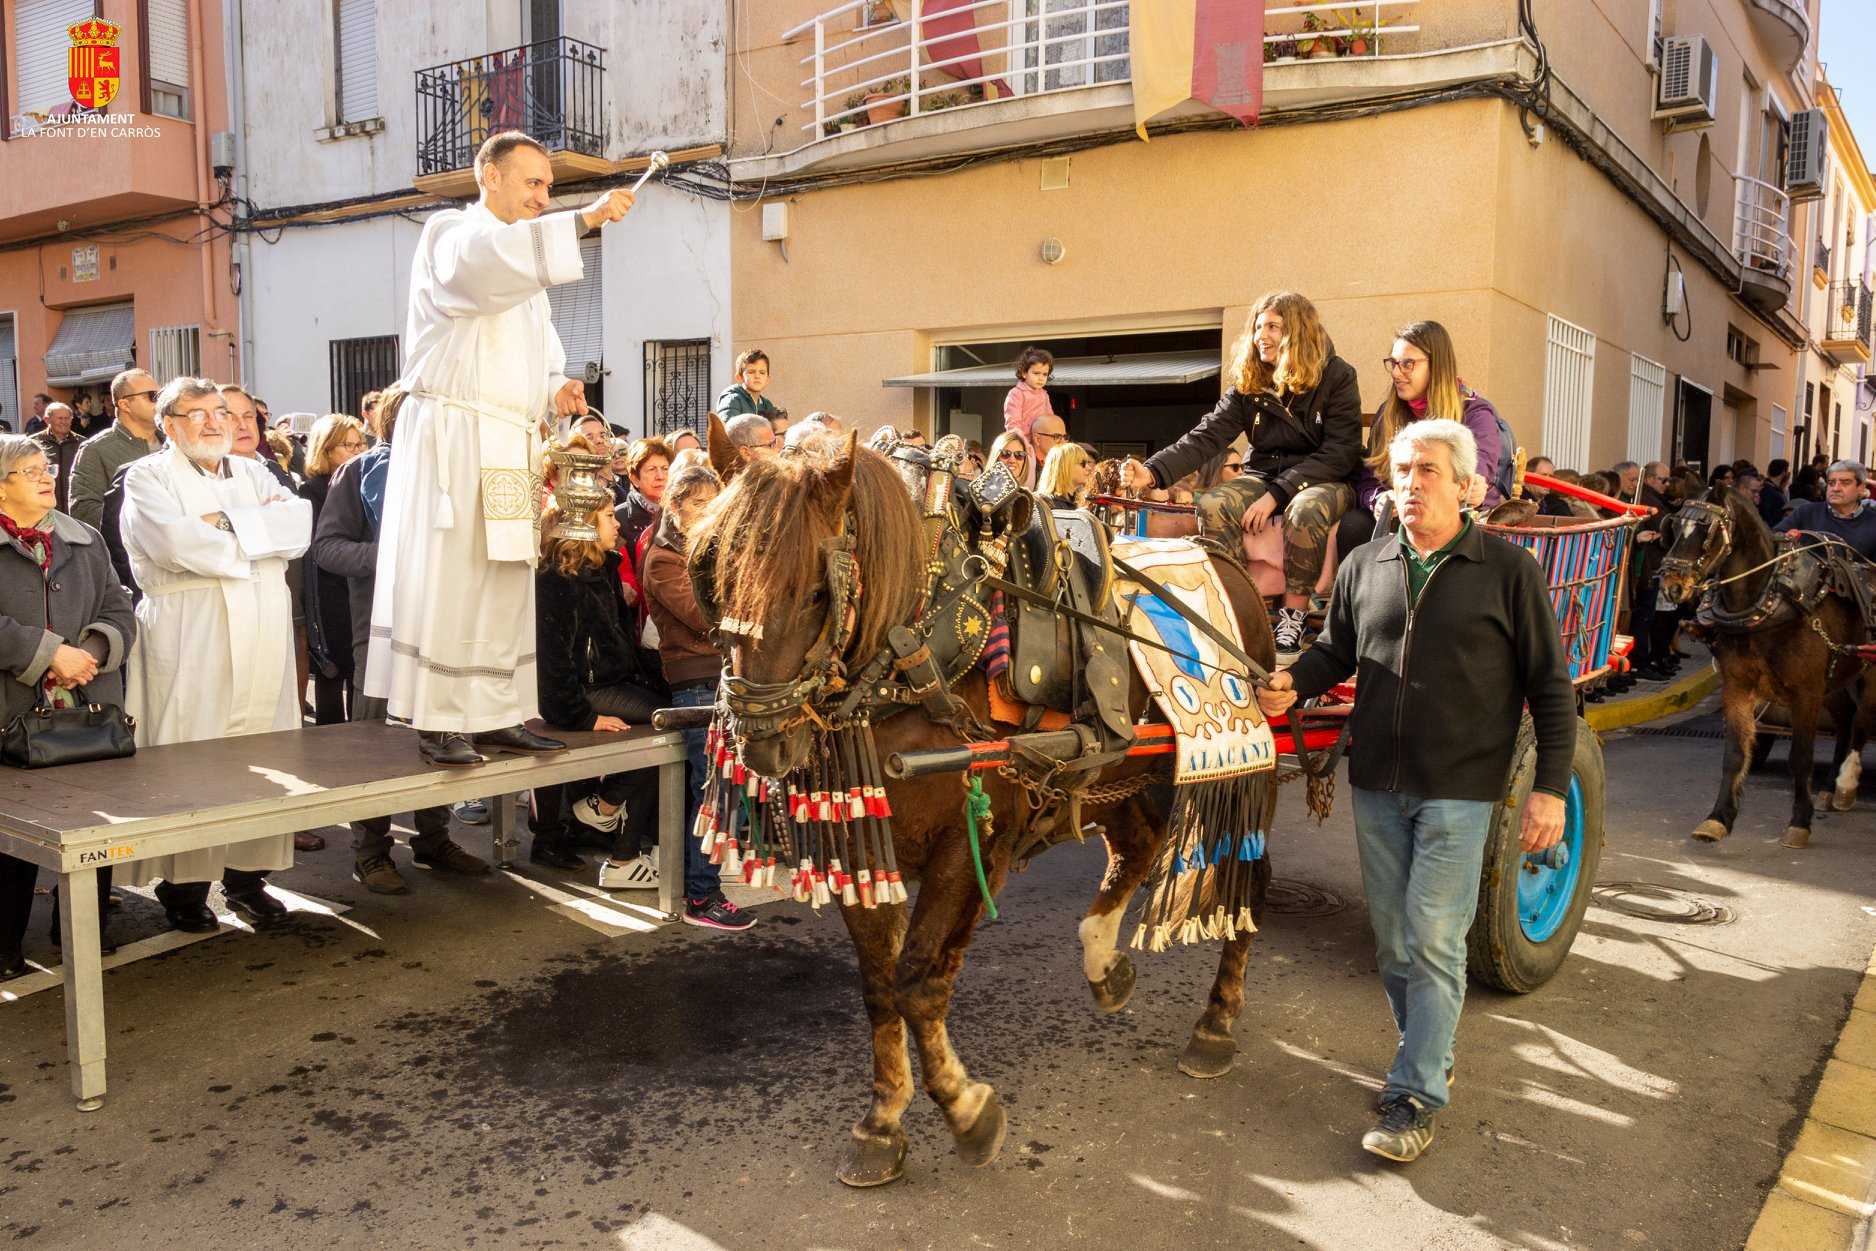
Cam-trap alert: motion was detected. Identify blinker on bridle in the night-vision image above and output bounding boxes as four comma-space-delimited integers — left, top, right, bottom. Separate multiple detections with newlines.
1660, 499, 1732, 589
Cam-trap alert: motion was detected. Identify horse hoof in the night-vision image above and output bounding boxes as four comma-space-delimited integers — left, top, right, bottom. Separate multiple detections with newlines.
1833, 789, 1857, 813
1178, 1029, 1237, 1079
1089, 954, 1136, 1014
836, 1127, 908, 1188
1691, 820, 1729, 843
1781, 826, 1813, 849
953, 1086, 1007, 1168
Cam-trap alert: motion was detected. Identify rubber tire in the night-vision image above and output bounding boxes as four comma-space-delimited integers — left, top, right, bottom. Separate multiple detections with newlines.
1466, 714, 1605, 994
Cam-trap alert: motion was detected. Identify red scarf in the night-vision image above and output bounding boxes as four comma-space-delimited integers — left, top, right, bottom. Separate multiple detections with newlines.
1407, 396, 1429, 417
0, 510, 52, 573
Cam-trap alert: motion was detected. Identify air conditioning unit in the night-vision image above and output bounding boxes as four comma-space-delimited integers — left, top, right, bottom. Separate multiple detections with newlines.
1653, 35, 1718, 127
1787, 108, 1829, 202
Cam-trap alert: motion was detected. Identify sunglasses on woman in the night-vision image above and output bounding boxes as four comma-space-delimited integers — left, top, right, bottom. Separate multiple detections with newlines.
999, 449, 1026, 463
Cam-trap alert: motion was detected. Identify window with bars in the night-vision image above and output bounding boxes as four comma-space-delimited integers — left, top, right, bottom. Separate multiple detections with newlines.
1626, 354, 1666, 467
0, 316, 18, 433
1541, 314, 1596, 473
329, 335, 400, 416
147, 324, 200, 385
643, 339, 712, 439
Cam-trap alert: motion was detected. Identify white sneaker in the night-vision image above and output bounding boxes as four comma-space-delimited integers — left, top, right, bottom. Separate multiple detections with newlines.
598, 853, 660, 890
571, 795, 626, 836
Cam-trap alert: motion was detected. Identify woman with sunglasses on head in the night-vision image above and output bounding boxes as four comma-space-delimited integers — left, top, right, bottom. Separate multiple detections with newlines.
1356, 321, 1504, 521
1123, 292, 1364, 661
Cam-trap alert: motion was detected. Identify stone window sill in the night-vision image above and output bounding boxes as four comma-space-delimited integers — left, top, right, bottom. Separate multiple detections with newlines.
316, 118, 384, 142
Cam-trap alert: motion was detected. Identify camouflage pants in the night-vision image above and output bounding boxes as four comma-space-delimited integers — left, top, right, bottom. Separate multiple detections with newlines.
1196, 477, 1355, 597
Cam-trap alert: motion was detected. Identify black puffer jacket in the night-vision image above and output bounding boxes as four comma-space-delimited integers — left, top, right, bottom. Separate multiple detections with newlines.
1146, 354, 1364, 505
535, 551, 658, 730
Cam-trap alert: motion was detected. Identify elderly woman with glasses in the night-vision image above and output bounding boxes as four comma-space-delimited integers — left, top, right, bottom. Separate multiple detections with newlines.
0, 433, 136, 977
300, 414, 370, 725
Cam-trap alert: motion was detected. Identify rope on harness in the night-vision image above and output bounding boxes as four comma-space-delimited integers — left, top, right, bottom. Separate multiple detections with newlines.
964, 774, 999, 920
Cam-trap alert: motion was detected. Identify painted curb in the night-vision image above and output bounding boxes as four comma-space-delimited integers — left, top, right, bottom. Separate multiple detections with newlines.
1743, 944, 1876, 1250
1584, 664, 1719, 733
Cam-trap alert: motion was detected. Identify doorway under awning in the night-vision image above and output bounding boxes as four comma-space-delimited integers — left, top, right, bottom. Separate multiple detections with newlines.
44, 303, 136, 388
884, 350, 1221, 389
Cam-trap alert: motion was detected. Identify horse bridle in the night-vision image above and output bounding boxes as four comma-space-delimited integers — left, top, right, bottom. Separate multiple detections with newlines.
711, 520, 862, 738
1659, 499, 1733, 590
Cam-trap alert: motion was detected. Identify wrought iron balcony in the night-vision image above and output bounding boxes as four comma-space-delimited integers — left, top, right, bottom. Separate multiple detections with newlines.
414, 36, 610, 196
1819, 279, 1873, 365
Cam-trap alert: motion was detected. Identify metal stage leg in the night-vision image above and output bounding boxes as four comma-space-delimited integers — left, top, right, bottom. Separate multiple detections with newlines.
657, 760, 684, 921
57, 868, 107, 1111
492, 792, 522, 870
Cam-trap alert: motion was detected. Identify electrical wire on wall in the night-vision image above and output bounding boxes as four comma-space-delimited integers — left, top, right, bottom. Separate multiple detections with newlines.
1514, 0, 1553, 143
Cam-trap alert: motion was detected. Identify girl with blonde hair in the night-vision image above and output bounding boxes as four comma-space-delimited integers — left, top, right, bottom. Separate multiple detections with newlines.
1123, 291, 1364, 660
1037, 440, 1094, 508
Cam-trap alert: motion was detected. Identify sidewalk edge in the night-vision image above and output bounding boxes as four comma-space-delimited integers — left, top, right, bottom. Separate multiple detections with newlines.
1583, 664, 1718, 733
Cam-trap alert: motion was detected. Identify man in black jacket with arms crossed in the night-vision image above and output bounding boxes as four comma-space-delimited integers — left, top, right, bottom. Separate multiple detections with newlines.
1261, 417, 1573, 1163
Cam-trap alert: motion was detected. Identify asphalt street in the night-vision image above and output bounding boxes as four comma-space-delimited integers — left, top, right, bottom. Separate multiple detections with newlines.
3, 703, 1874, 1250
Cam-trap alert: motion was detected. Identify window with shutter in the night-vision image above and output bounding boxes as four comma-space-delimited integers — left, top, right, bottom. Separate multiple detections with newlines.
0, 317, 18, 434
335, 0, 379, 123
548, 236, 604, 381
15, 0, 97, 118
145, 0, 190, 118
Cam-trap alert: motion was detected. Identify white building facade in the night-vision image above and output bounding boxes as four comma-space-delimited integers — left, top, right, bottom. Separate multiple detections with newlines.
230, 0, 733, 437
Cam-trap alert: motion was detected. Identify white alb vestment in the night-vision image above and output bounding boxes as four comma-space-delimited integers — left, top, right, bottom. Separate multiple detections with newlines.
363, 202, 584, 732
120, 447, 313, 886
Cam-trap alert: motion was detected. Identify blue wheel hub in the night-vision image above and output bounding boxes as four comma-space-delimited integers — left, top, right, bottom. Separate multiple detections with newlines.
1518, 778, 1585, 944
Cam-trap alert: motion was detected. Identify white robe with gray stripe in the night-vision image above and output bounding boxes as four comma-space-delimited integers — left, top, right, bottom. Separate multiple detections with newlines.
364, 202, 581, 732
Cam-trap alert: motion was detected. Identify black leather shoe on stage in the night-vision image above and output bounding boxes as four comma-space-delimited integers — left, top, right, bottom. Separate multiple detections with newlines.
48, 923, 118, 957
419, 731, 487, 767
223, 888, 288, 928
2, 949, 31, 979
528, 842, 586, 871
164, 903, 220, 934
474, 725, 567, 755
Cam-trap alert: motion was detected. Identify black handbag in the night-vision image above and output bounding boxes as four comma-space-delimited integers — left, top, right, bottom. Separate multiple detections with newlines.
1, 690, 136, 769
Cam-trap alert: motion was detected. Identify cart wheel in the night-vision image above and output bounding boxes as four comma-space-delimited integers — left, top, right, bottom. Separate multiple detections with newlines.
1467, 715, 1605, 993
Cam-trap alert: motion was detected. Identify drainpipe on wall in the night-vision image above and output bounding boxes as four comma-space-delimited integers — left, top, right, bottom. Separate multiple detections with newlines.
187, 0, 217, 374
226, 0, 255, 387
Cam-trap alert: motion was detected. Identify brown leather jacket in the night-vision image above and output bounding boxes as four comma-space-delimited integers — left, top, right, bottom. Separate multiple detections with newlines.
641, 531, 721, 687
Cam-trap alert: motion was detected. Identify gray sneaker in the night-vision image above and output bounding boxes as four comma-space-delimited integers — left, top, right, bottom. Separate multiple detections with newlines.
452, 799, 491, 825
1362, 1095, 1435, 1162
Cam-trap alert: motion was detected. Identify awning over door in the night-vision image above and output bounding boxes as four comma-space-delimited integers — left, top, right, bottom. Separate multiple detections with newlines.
44, 303, 135, 388
883, 350, 1222, 388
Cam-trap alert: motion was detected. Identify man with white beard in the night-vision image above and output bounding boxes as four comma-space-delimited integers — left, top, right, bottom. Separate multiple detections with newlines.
365, 130, 636, 766
119, 377, 313, 932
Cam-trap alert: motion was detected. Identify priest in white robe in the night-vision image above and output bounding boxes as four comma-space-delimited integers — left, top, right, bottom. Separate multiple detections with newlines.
364, 130, 636, 766
120, 377, 313, 932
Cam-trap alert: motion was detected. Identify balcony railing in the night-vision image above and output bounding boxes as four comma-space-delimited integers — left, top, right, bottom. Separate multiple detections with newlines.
1733, 176, 1792, 277
788, 0, 1421, 141
415, 36, 607, 180
1743, 0, 1810, 73
1820, 279, 1874, 359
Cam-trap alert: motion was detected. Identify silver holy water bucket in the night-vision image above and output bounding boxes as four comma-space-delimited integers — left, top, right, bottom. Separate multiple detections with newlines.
545, 407, 623, 541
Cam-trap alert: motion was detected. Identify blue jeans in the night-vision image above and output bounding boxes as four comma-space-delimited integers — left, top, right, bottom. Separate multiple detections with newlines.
1349, 787, 1495, 1113
672, 683, 723, 902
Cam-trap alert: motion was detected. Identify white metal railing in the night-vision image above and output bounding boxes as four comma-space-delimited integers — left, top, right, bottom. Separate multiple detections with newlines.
786, 0, 1422, 139
1733, 175, 1792, 279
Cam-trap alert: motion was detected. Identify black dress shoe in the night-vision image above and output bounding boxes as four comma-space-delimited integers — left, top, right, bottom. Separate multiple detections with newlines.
223, 888, 288, 928
165, 903, 220, 934
474, 725, 568, 755
1, 949, 30, 979
529, 842, 586, 871
419, 731, 487, 767
48, 926, 118, 957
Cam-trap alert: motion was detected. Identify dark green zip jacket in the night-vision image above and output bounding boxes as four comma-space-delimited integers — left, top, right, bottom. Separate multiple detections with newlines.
1286, 521, 1576, 801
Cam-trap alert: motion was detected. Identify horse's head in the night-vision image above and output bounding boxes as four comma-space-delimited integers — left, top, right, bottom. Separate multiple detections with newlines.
690, 430, 925, 778
1659, 486, 1748, 604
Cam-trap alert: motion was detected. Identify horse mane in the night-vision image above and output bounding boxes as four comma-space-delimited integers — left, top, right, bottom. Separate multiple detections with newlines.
694, 440, 925, 665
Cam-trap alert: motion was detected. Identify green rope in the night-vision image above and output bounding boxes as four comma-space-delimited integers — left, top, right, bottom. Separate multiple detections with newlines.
964, 775, 999, 920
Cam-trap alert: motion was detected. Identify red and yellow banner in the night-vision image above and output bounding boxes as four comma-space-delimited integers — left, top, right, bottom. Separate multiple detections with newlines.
1131, 0, 1264, 139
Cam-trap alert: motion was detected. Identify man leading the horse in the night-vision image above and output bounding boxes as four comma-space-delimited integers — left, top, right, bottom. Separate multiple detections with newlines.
1775, 459, 1876, 559
1259, 417, 1573, 1164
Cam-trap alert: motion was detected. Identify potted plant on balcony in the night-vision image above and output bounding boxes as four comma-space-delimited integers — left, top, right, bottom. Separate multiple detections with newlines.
1266, 32, 1299, 63
1335, 9, 1376, 57
1297, 13, 1342, 59
865, 76, 911, 124
857, 0, 897, 30
924, 89, 968, 113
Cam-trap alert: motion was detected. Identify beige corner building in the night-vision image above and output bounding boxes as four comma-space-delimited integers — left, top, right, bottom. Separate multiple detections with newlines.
1796, 67, 1874, 468
725, 0, 1842, 475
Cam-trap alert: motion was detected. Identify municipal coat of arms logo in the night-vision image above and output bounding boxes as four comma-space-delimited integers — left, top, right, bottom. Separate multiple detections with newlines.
67, 19, 122, 111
